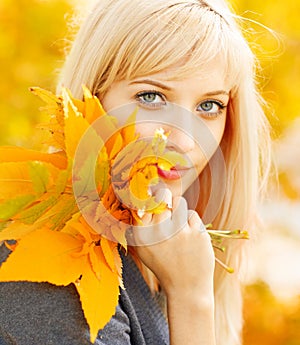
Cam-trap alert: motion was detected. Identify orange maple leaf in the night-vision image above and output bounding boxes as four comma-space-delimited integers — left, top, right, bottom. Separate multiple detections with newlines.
0, 219, 121, 344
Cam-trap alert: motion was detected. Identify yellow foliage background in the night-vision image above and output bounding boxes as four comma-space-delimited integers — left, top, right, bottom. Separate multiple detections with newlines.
0, 0, 300, 343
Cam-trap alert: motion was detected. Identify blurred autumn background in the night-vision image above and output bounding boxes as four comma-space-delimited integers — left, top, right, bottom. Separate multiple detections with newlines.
0, 0, 299, 344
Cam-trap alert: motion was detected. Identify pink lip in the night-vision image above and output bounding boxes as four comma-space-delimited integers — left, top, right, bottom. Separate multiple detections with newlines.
157, 166, 188, 180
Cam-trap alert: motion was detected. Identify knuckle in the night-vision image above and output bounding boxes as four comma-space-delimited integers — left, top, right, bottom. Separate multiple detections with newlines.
188, 209, 198, 219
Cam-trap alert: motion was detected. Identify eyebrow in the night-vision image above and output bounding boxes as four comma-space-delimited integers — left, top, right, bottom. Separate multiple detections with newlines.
129, 79, 173, 91
129, 78, 230, 97
203, 90, 230, 97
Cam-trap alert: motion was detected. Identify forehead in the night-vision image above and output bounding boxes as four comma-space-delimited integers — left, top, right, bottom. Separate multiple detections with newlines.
138, 55, 232, 91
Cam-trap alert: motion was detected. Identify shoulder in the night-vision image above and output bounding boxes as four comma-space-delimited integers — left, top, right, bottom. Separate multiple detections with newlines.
0, 257, 91, 344
0, 245, 169, 345
0, 244, 131, 345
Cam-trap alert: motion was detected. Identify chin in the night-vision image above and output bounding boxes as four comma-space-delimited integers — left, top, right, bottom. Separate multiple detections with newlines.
162, 177, 198, 198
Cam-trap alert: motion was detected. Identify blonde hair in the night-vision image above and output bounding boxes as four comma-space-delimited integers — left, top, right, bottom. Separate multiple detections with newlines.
58, 1, 271, 344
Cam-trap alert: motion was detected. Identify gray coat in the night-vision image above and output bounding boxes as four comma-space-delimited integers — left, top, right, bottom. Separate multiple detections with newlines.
0, 245, 169, 345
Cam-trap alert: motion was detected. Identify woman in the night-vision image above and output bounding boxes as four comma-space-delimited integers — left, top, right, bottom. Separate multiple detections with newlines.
0, 0, 271, 344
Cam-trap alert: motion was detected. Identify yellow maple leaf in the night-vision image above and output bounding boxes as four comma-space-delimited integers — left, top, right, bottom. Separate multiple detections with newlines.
63, 89, 91, 160
0, 161, 60, 200
120, 107, 139, 146
0, 222, 39, 242
0, 146, 67, 170
0, 221, 121, 344
30, 87, 65, 151
101, 236, 118, 272
0, 228, 86, 285
81, 85, 106, 124
76, 252, 119, 343
0, 162, 36, 199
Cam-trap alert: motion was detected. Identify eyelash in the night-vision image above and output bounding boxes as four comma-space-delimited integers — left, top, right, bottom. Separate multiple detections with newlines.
198, 100, 226, 119
135, 90, 166, 109
135, 90, 227, 118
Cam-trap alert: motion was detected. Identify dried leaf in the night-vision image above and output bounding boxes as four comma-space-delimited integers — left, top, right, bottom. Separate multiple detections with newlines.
0, 162, 35, 199
0, 222, 8, 231
152, 128, 168, 155
29, 87, 61, 107
101, 237, 117, 272
89, 245, 102, 280
75, 248, 119, 343
16, 195, 58, 224
54, 164, 71, 195
75, 151, 99, 197
160, 151, 187, 167
49, 196, 77, 230
0, 195, 36, 222
28, 162, 49, 195
95, 149, 110, 197
63, 90, 90, 160
0, 222, 40, 241
110, 225, 127, 249
130, 171, 150, 200
112, 140, 150, 176
82, 85, 106, 124
120, 107, 138, 146
107, 132, 123, 160
0, 228, 86, 285
0, 147, 67, 170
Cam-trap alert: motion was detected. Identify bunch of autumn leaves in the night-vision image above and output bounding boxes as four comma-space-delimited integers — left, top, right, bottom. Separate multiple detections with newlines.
0, 87, 248, 343
0, 87, 186, 343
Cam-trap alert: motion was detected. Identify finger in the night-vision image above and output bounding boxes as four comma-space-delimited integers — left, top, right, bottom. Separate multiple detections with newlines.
171, 196, 188, 234
151, 187, 173, 225
133, 214, 172, 246
133, 188, 173, 246
188, 210, 207, 234
140, 212, 152, 225
154, 188, 172, 209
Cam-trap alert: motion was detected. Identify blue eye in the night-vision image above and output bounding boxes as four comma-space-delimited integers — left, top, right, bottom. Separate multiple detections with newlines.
197, 100, 226, 118
136, 91, 166, 108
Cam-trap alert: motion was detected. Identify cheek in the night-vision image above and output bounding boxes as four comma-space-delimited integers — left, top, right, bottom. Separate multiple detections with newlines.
135, 123, 160, 138
213, 115, 227, 145
200, 115, 226, 157
189, 117, 226, 169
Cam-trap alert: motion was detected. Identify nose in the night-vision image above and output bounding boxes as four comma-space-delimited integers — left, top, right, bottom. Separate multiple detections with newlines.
161, 104, 196, 153
135, 102, 198, 153
163, 125, 195, 153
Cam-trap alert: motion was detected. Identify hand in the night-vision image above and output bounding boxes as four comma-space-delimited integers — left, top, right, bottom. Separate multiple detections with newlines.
133, 189, 215, 297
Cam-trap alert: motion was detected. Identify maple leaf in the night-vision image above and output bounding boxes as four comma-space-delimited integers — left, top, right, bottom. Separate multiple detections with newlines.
0, 162, 37, 199
30, 87, 65, 151
0, 228, 86, 284
75, 253, 119, 343
72, 85, 106, 124
0, 85, 248, 345
120, 108, 139, 146
95, 148, 110, 197
0, 195, 36, 222
0, 220, 121, 344
0, 146, 67, 170
63, 89, 91, 160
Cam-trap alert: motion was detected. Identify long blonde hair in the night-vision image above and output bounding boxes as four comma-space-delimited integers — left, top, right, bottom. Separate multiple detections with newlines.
58, 1, 271, 344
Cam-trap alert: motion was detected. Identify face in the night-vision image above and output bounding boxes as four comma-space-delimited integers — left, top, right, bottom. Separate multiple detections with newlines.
102, 59, 230, 197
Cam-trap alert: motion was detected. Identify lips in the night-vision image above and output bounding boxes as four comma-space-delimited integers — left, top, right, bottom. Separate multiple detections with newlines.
157, 166, 182, 180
